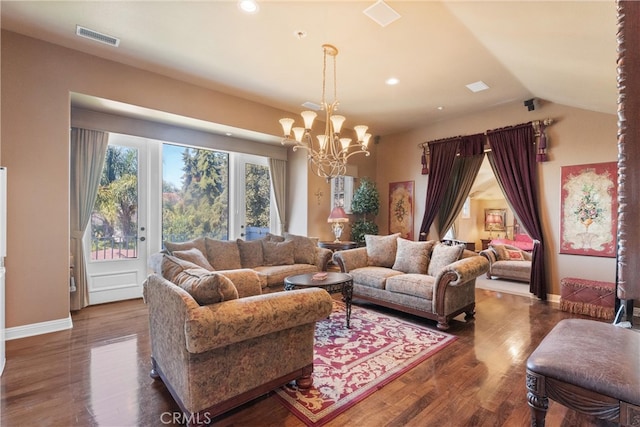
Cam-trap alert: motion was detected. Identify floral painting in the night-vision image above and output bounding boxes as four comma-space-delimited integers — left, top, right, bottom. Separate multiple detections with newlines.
389, 181, 414, 240
560, 162, 617, 257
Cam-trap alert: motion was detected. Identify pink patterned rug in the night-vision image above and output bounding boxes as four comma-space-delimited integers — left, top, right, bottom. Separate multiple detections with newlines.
274, 301, 457, 426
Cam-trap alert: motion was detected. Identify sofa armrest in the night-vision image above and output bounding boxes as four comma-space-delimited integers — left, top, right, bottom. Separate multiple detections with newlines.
314, 247, 333, 271
184, 288, 333, 354
333, 247, 368, 272
431, 255, 489, 316
435, 255, 490, 287
479, 248, 498, 263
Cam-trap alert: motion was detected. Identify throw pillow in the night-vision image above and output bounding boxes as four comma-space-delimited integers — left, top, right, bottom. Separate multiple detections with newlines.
164, 237, 207, 256
284, 232, 317, 265
365, 233, 401, 267
392, 238, 434, 274
204, 238, 242, 270
261, 240, 295, 266
265, 232, 285, 242
490, 244, 510, 261
161, 254, 202, 282
172, 247, 215, 271
237, 238, 264, 268
174, 269, 239, 305
506, 249, 525, 260
428, 243, 464, 276
161, 254, 238, 305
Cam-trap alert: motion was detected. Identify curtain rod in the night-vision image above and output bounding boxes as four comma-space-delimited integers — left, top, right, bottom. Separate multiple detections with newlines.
417, 118, 554, 149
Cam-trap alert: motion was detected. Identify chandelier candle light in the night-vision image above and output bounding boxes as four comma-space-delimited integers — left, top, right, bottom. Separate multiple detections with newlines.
279, 44, 371, 180
328, 206, 349, 242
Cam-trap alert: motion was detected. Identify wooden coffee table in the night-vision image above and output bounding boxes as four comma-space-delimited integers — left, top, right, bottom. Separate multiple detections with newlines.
284, 272, 353, 328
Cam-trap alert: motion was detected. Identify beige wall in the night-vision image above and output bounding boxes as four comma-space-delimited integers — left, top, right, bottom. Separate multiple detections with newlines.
0, 31, 312, 328
0, 29, 619, 330
0, 30, 378, 329
376, 102, 618, 295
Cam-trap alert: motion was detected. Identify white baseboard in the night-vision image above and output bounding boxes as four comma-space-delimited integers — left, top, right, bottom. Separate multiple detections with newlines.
5, 315, 73, 340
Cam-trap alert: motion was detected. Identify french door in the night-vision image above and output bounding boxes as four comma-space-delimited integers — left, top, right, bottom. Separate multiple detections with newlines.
83, 134, 148, 305
81, 135, 277, 305
234, 155, 275, 241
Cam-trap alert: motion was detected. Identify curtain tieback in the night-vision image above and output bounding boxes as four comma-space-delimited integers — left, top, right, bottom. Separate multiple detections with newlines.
71, 231, 85, 239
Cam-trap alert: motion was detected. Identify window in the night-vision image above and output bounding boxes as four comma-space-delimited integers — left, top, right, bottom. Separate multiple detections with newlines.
162, 143, 274, 244
162, 144, 229, 242
330, 176, 354, 213
90, 143, 139, 261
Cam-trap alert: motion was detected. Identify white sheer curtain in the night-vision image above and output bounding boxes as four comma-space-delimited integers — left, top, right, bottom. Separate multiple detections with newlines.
268, 158, 287, 233
70, 128, 109, 311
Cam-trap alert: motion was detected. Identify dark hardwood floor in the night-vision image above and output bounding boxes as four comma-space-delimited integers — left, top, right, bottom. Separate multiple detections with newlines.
1, 286, 636, 426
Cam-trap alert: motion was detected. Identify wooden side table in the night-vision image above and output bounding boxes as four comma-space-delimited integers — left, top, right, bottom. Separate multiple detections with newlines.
480, 239, 492, 251
318, 241, 357, 251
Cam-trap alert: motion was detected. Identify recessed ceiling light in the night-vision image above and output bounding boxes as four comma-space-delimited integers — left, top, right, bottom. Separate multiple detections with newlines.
385, 77, 399, 86
436, 106, 444, 111
465, 81, 490, 93
238, 0, 259, 14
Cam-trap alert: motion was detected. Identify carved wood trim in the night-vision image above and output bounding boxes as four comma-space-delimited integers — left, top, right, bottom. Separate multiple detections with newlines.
545, 377, 620, 421
616, 0, 640, 301
620, 402, 640, 426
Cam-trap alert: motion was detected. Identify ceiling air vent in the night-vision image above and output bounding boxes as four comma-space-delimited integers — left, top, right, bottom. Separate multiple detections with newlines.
76, 25, 120, 47
301, 101, 322, 111
363, 1, 401, 28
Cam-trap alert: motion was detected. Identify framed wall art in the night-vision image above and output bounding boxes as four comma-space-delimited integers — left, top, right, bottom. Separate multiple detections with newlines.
560, 162, 617, 257
484, 208, 506, 233
389, 181, 414, 240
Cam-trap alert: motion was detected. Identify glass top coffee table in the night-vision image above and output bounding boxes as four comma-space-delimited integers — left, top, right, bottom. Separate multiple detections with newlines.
284, 272, 353, 328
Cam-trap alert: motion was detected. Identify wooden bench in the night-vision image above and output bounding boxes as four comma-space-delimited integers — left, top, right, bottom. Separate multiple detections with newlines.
526, 319, 640, 426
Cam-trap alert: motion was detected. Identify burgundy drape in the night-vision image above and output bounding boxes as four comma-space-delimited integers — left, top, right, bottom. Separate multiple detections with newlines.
487, 124, 547, 299
437, 134, 486, 238
419, 138, 460, 240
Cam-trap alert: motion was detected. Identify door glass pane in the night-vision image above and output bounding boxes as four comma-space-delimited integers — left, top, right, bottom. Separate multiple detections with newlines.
91, 145, 138, 261
162, 144, 229, 243
244, 163, 270, 240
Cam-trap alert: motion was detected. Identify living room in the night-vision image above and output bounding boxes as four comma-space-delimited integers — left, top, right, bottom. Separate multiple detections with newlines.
1, 1, 638, 426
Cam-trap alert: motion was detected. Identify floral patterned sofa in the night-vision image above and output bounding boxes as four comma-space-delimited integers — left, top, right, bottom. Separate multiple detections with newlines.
148, 233, 333, 290
479, 244, 532, 282
333, 234, 489, 330
143, 254, 333, 424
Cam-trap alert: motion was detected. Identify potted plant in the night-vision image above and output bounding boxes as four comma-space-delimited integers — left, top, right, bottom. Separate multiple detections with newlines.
350, 177, 380, 244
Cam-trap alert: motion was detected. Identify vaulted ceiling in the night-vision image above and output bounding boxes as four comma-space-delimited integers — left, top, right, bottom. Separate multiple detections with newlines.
1, 1, 618, 139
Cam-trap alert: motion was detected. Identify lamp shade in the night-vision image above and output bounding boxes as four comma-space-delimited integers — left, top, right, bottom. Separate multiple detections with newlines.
487, 214, 502, 225
328, 206, 349, 223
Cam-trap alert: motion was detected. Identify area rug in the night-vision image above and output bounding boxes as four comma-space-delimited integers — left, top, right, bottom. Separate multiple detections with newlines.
274, 301, 457, 426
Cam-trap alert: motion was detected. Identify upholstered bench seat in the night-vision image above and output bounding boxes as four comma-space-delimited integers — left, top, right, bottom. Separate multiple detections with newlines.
526, 319, 640, 426
560, 277, 615, 320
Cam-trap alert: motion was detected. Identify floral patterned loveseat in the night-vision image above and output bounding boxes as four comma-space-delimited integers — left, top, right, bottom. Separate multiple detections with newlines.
333, 234, 489, 330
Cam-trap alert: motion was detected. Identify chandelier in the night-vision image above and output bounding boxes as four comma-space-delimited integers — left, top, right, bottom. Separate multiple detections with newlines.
279, 44, 371, 180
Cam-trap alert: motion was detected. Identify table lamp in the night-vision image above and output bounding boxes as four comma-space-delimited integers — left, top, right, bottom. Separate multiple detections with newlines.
328, 206, 349, 242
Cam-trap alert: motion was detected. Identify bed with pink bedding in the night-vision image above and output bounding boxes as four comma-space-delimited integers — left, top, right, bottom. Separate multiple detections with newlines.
489, 234, 534, 252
